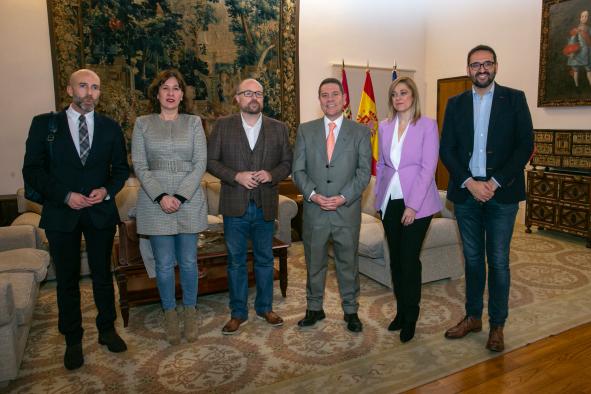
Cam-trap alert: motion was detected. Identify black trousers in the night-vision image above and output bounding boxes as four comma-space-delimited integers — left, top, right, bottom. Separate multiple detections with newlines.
45, 210, 117, 346
382, 199, 432, 324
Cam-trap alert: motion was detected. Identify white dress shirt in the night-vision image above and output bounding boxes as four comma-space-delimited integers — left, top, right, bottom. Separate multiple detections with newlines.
324, 114, 344, 141
241, 112, 262, 150
381, 116, 408, 216
66, 105, 95, 156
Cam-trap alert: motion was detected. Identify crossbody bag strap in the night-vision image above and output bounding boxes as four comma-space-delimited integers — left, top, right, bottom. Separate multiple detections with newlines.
47, 111, 58, 160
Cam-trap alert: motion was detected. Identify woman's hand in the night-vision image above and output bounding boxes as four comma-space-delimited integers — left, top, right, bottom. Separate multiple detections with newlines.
401, 207, 416, 226
159, 195, 181, 214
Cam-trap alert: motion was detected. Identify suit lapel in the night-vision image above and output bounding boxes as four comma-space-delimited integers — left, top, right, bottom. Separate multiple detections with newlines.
311, 118, 328, 163
330, 119, 350, 164
259, 116, 270, 165
85, 112, 103, 166
57, 111, 83, 167
232, 114, 252, 163
460, 91, 475, 152
382, 119, 395, 167
488, 84, 505, 139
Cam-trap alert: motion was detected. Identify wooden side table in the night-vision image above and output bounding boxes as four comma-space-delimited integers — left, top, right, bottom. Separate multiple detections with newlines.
114, 220, 290, 327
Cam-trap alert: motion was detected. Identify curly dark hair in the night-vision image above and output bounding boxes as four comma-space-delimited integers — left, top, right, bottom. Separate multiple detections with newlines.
147, 69, 190, 114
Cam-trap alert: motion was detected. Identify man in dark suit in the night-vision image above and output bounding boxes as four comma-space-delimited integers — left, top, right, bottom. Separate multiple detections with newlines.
23, 69, 129, 369
292, 78, 371, 333
207, 78, 292, 335
440, 45, 534, 352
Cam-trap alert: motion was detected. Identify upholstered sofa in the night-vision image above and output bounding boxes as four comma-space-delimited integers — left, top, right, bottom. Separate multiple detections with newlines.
357, 177, 464, 288
0, 225, 50, 386
13, 173, 298, 279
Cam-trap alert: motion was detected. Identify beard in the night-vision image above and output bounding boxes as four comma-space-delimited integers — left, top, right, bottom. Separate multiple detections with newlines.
471, 71, 496, 89
73, 94, 98, 113
240, 100, 262, 115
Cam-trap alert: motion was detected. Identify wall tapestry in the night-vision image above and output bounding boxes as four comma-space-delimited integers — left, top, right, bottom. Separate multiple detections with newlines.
47, 0, 300, 145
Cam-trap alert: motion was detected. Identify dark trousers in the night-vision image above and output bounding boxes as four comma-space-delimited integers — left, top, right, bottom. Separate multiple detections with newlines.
382, 199, 432, 324
454, 197, 518, 326
45, 210, 117, 346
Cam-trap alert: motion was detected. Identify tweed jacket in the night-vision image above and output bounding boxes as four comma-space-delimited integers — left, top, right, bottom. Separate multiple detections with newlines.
131, 114, 208, 235
292, 117, 372, 227
440, 84, 534, 204
207, 113, 292, 221
23, 110, 129, 231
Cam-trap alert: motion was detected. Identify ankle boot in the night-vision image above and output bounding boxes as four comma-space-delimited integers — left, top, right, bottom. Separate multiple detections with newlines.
183, 306, 199, 343
164, 308, 181, 345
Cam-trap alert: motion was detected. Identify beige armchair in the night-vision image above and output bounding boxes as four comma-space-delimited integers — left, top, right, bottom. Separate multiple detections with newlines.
357, 176, 464, 288
0, 225, 49, 386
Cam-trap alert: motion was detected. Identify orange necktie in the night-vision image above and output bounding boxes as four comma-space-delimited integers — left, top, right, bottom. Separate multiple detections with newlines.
327, 122, 336, 162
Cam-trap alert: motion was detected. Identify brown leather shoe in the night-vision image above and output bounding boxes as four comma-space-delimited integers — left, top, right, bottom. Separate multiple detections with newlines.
444, 316, 482, 339
221, 317, 248, 335
256, 311, 284, 326
486, 326, 505, 352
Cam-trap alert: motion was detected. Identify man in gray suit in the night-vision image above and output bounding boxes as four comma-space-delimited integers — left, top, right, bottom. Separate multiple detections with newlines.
207, 78, 292, 335
293, 78, 372, 332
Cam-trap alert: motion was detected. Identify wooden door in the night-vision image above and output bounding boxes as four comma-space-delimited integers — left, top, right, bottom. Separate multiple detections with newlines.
436, 76, 472, 190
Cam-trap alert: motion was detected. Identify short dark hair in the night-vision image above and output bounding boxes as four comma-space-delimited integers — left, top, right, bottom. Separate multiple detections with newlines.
318, 77, 343, 97
148, 69, 190, 114
467, 44, 497, 65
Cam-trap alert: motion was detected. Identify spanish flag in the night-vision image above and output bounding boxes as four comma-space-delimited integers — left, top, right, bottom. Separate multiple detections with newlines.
341, 61, 352, 119
356, 70, 379, 175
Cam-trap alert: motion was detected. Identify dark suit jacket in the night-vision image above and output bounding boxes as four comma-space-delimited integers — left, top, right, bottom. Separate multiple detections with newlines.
207, 113, 292, 221
22, 110, 129, 231
440, 84, 534, 204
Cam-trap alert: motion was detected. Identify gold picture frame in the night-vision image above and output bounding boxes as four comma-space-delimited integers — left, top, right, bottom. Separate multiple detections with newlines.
538, 0, 591, 107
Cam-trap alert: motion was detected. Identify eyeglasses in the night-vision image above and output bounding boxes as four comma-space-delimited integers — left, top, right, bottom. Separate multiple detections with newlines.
468, 61, 495, 71
237, 90, 264, 98
391, 91, 410, 99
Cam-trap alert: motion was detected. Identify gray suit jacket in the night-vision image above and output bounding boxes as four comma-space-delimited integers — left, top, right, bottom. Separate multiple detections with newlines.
292, 118, 372, 227
131, 114, 208, 235
207, 113, 292, 221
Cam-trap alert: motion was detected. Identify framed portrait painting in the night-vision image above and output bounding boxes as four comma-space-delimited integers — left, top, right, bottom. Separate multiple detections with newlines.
538, 0, 591, 107
47, 0, 300, 144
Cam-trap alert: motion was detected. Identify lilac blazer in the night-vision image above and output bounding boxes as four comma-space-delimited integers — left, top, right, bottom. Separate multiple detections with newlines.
374, 115, 442, 219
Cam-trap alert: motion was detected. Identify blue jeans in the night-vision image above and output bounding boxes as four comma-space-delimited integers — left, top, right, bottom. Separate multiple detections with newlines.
150, 233, 198, 311
224, 201, 275, 320
454, 197, 518, 327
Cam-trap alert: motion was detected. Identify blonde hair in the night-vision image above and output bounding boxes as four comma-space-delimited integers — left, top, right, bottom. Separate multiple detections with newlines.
386, 76, 421, 124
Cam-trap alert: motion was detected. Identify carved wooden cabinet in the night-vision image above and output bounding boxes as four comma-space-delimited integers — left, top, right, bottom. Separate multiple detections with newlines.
525, 170, 591, 247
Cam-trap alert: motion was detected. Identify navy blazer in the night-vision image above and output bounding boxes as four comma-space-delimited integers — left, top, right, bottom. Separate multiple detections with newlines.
22, 110, 129, 231
440, 84, 534, 204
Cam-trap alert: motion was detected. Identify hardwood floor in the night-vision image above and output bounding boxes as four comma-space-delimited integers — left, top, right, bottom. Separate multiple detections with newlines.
407, 322, 591, 393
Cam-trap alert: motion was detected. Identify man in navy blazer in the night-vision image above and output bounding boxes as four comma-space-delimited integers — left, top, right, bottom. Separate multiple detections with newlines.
440, 45, 534, 352
23, 69, 129, 370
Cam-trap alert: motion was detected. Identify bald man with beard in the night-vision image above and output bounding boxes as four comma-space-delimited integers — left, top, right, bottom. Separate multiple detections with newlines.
207, 78, 292, 335
23, 69, 129, 370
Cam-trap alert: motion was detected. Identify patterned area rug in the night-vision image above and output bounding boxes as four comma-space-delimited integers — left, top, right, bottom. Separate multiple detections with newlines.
4, 226, 591, 393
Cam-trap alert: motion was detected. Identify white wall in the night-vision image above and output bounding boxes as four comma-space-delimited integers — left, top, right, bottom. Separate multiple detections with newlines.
423, 0, 590, 128
299, 0, 426, 122
0, 0, 54, 195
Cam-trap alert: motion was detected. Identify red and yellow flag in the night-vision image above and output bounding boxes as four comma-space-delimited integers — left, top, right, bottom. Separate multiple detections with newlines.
356, 70, 379, 175
341, 61, 352, 119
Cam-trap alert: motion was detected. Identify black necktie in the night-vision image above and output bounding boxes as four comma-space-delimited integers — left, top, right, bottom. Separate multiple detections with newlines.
79, 114, 90, 165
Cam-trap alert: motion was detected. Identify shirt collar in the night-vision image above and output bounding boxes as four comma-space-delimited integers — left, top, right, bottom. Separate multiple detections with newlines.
67, 104, 94, 121
240, 112, 262, 129
324, 114, 344, 130
472, 81, 495, 98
